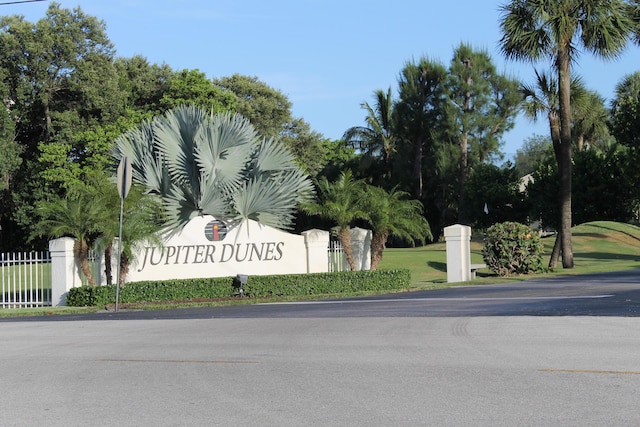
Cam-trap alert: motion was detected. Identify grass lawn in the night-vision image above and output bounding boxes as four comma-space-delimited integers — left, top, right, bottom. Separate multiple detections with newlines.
379, 220, 640, 289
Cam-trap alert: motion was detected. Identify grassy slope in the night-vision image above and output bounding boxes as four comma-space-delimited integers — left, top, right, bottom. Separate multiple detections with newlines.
378, 221, 640, 289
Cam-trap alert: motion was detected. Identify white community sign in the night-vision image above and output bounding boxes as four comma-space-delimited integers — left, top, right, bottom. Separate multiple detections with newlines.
48, 216, 372, 306
130, 216, 327, 281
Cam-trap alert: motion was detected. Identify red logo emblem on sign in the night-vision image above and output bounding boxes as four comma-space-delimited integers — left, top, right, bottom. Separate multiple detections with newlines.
204, 220, 227, 241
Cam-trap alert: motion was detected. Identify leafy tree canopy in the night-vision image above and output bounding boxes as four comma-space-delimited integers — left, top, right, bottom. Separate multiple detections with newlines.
214, 74, 292, 139
610, 71, 640, 149
160, 69, 237, 113
514, 134, 553, 176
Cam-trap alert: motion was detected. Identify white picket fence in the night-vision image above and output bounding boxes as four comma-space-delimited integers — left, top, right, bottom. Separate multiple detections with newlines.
0, 242, 349, 308
328, 240, 348, 272
1, 251, 52, 308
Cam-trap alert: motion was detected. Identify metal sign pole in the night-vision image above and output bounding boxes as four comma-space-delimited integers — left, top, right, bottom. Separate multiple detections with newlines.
115, 197, 124, 312
115, 157, 132, 312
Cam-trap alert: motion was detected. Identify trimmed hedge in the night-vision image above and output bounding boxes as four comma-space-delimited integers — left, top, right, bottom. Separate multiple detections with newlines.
66, 269, 411, 307
244, 269, 411, 297
66, 277, 233, 307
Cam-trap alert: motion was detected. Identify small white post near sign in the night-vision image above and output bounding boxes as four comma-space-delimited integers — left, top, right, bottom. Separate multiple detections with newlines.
115, 157, 132, 312
444, 224, 472, 283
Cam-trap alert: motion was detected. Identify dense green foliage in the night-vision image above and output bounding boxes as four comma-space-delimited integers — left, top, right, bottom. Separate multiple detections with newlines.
464, 163, 529, 230
610, 71, 640, 149
527, 146, 639, 229
514, 135, 553, 176
447, 43, 522, 222
66, 269, 411, 306
348, 47, 523, 237
482, 222, 545, 276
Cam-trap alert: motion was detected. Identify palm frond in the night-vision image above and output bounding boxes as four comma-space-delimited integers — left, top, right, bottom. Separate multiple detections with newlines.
159, 184, 206, 234
232, 178, 295, 229
153, 105, 205, 193
198, 182, 233, 220
363, 185, 432, 246
195, 111, 255, 193
114, 105, 313, 232
113, 121, 170, 195
253, 137, 297, 173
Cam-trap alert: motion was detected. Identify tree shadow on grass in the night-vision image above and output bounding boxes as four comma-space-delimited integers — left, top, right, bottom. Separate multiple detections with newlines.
576, 252, 640, 262
573, 223, 640, 244
427, 261, 447, 272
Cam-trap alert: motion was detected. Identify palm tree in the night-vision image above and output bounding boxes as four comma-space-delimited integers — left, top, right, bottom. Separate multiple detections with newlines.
343, 87, 396, 181
112, 105, 314, 234
362, 186, 432, 270
572, 90, 610, 152
35, 193, 107, 286
302, 170, 367, 271
521, 70, 592, 267
521, 70, 563, 149
93, 182, 164, 285
117, 193, 164, 284
499, 0, 636, 269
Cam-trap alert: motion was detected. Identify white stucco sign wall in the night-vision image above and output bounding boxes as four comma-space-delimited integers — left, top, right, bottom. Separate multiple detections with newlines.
49, 216, 373, 306
125, 216, 316, 282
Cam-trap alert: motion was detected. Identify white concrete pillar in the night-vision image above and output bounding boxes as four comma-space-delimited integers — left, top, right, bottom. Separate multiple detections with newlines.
49, 237, 82, 306
350, 227, 372, 271
302, 229, 330, 273
444, 224, 471, 283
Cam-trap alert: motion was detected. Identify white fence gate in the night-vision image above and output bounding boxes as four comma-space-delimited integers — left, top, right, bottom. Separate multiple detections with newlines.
1, 251, 52, 308
328, 240, 348, 272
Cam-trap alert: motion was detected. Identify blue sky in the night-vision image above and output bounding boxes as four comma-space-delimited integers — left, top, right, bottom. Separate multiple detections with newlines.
6, 0, 640, 159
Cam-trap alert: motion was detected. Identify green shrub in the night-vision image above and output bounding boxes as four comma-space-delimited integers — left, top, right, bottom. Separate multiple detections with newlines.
66, 269, 411, 306
66, 285, 96, 307
482, 222, 545, 276
66, 277, 235, 307
243, 269, 410, 297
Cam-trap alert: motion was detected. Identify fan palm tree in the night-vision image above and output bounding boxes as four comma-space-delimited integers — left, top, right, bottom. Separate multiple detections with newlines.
112, 105, 314, 234
362, 186, 432, 270
302, 170, 367, 271
499, 0, 636, 269
343, 87, 397, 181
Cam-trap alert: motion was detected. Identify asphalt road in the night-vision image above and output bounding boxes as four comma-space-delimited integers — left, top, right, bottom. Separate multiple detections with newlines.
2, 270, 640, 426
4, 269, 640, 321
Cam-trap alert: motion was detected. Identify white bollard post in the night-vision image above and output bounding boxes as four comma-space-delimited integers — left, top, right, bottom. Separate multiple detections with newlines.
444, 224, 472, 283
49, 237, 82, 306
302, 229, 330, 273
350, 227, 372, 271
